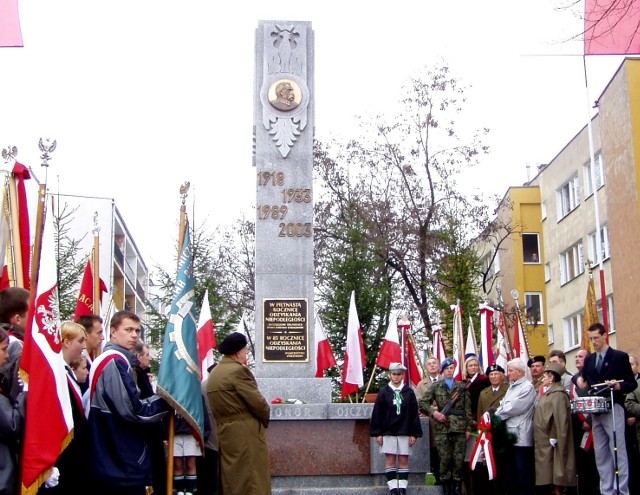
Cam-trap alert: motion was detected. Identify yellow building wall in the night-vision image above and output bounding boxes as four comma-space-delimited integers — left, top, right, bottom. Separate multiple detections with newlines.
510, 188, 548, 357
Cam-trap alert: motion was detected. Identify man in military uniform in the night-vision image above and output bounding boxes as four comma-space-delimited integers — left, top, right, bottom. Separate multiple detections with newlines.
528, 355, 546, 393
420, 357, 472, 495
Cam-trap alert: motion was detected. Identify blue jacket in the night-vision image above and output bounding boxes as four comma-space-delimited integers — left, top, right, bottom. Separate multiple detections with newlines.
87, 343, 169, 488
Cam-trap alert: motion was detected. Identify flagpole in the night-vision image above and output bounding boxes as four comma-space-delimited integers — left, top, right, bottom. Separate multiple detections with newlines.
166, 182, 190, 495
496, 287, 514, 357
7, 173, 24, 287
92, 212, 101, 316
511, 289, 531, 358
582, 55, 610, 339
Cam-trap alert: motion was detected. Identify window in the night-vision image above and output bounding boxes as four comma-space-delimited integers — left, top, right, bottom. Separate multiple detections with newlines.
587, 225, 610, 264
522, 233, 540, 263
563, 313, 582, 350
541, 202, 547, 221
556, 176, 581, 220
494, 249, 501, 274
544, 263, 551, 283
525, 292, 544, 325
559, 242, 584, 285
548, 324, 554, 345
584, 153, 604, 197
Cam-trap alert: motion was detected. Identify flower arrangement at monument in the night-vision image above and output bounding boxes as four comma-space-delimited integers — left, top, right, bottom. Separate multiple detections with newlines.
271, 398, 306, 404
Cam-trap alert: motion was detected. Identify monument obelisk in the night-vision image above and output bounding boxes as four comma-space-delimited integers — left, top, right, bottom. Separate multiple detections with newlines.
253, 20, 331, 402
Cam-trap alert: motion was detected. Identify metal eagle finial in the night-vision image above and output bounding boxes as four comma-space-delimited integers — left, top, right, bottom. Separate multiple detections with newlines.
180, 181, 190, 204
38, 138, 57, 167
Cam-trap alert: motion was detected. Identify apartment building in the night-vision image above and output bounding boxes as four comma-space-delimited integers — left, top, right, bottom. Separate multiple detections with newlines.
479, 58, 640, 369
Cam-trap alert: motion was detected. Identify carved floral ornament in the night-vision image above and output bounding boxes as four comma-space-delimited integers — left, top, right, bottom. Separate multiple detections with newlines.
261, 23, 310, 158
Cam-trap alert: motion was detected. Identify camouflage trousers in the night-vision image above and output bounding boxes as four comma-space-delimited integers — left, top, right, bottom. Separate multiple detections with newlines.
434, 431, 466, 482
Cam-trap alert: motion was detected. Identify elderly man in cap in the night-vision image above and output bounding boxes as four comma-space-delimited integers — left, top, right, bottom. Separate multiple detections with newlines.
207, 332, 271, 495
473, 364, 509, 494
420, 357, 472, 495
370, 362, 422, 495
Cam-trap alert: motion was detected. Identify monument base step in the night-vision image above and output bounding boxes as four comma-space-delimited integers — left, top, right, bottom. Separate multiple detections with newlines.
272, 475, 442, 495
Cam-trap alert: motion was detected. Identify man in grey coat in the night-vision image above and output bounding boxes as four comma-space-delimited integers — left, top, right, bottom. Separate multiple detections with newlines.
495, 358, 536, 495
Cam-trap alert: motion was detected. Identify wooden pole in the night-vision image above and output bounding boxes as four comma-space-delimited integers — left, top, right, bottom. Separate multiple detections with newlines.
27, 185, 47, 305
8, 175, 24, 287
166, 197, 188, 495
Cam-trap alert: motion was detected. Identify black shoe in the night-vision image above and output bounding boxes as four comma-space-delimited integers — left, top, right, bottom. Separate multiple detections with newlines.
453, 482, 463, 495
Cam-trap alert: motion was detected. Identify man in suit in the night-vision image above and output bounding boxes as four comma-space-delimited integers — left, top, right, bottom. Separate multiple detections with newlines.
576, 323, 637, 495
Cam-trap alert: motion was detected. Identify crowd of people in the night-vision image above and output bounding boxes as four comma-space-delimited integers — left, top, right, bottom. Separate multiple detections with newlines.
408, 321, 639, 495
3, 282, 640, 495
0, 284, 271, 495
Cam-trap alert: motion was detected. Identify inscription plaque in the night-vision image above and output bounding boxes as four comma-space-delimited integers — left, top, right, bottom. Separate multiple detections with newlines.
263, 298, 309, 362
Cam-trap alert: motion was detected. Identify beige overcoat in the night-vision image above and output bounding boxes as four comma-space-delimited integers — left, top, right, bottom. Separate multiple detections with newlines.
207, 356, 271, 495
533, 382, 577, 487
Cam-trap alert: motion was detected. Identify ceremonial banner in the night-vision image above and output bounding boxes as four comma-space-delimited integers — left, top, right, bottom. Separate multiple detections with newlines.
585, 0, 640, 55
0, 0, 23, 47
20, 193, 73, 495
451, 303, 465, 380
314, 311, 336, 377
196, 289, 216, 379
341, 290, 365, 398
73, 259, 107, 319
157, 224, 205, 447
581, 276, 598, 353
465, 316, 478, 359
495, 311, 511, 371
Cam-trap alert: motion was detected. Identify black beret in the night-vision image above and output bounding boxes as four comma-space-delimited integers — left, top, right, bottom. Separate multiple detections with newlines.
218, 332, 247, 355
527, 355, 546, 367
485, 364, 505, 375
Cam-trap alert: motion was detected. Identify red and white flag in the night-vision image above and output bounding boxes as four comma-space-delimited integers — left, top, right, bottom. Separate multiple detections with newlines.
341, 291, 366, 398
465, 316, 478, 360
450, 303, 465, 381
0, 0, 23, 47
479, 304, 495, 369
73, 258, 107, 320
197, 290, 216, 379
495, 311, 511, 371
314, 312, 336, 377
376, 310, 401, 369
404, 335, 423, 387
20, 194, 73, 494
512, 313, 530, 366
431, 325, 446, 363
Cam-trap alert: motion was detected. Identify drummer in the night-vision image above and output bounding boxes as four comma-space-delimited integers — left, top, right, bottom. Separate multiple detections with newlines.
576, 323, 637, 495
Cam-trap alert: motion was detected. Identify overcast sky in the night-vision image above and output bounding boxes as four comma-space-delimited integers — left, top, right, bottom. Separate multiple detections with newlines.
0, 0, 624, 274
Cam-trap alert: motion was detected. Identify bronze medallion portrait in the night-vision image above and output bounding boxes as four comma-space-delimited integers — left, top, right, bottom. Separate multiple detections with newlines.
268, 79, 302, 112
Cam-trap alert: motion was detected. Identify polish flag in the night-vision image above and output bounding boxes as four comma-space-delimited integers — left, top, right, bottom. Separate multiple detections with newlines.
432, 325, 446, 363
464, 316, 478, 359
314, 312, 336, 377
341, 291, 366, 398
479, 304, 495, 368
197, 290, 216, 379
495, 311, 511, 371
20, 192, 74, 494
0, 0, 23, 47
405, 336, 423, 387
376, 310, 401, 369
512, 313, 530, 365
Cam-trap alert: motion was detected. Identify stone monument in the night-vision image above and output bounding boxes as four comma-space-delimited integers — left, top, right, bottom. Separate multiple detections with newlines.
253, 20, 432, 493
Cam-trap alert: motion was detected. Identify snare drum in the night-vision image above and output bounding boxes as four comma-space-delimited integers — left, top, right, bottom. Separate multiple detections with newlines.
571, 396, 611, 415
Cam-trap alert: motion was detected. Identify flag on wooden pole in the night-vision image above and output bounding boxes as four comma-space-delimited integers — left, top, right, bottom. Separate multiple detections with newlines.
431, 325, 446, 363
495, 310, 511, 371
157, 222, 205, 447
20, 191, 73, 495
73, 258, 107, 320
341, 291, 365, 399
